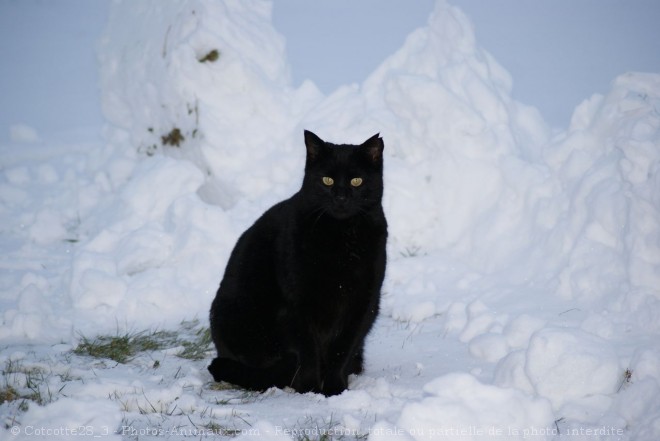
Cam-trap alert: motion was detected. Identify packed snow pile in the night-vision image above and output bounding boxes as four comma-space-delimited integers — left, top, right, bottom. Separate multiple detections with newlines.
1, 0, 660, 439
547, 73, 660, 322
98, 0, 321, 209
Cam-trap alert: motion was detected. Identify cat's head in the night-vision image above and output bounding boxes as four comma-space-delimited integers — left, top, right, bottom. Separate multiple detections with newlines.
301, 130, 384, 220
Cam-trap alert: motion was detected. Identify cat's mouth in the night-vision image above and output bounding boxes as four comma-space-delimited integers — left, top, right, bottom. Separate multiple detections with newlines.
328, 203, 356, 220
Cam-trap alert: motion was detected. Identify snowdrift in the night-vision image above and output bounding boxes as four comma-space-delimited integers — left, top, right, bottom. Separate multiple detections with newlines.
1, 0, 659, 438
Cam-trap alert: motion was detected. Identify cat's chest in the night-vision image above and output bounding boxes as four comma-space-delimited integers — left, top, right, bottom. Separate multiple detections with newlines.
298, 221, 378, 295
303, 222, 370, 266
286, 214, 385, 333
300, 230, 363, 323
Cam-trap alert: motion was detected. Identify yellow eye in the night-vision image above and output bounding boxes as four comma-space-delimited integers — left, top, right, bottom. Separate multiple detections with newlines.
322, 176, 334, 186
350, 177, 363, 187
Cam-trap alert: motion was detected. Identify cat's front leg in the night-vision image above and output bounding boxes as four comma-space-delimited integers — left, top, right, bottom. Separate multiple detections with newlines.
321, 314, 374, 396
289, 349, 323, 393
321, 344, 355, 396
284, 324, 323, 393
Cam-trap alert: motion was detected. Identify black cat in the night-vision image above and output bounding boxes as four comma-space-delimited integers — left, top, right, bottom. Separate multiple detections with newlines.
208, 130, 387, 396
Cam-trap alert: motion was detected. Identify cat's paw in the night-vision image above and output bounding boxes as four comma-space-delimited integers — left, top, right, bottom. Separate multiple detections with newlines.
321, 375, 348, 396
291, 370, 323, 394
208, 357, 228, 382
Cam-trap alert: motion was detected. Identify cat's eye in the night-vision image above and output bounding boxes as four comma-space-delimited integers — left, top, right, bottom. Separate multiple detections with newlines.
322, 176, 334, 186
350, 177, 363, 187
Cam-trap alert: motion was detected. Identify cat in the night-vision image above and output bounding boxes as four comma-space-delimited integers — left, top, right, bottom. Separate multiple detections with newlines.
208, 130, 387, 396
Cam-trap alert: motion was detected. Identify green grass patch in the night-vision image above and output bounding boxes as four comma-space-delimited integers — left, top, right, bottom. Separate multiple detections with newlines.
73, 320, 213, 363
177, 325, 213, 360
74, 330, 178, 363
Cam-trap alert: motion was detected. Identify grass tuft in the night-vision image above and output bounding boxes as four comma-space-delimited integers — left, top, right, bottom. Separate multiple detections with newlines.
0, 385, 19, 404
177, 326, 213, 360
73, 321, 212, 364
199, 49, 220, 63
1, 359, 62, 411
74, 330, 178, 363
617, 368, 633, 392
161, 127, 184, 147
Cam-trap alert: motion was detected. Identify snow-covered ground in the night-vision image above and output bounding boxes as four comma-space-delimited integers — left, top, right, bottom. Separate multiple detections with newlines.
1, 0, 659, 439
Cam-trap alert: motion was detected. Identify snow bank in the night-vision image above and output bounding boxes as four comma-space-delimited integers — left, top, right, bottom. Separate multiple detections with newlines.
89, 0, 660, 338
67, 156, 236, 333
548, 72, 660, 322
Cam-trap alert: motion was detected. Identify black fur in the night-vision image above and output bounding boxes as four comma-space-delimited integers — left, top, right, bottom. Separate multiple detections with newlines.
208, 130, 387, 396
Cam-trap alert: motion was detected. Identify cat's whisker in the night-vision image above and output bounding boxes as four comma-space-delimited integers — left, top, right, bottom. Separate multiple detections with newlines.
310, 207, 328, 230
303, 206, 326, 223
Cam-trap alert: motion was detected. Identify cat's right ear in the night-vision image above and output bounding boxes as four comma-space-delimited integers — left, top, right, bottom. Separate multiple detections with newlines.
304, 130, 324, 161
362, 133, 384, 163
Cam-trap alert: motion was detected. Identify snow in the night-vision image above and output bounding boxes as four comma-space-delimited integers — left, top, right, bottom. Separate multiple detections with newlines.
12, 397, 122, 441
398, 373, 555, 440
2, 0, 660, 439
524, 328, 621, 410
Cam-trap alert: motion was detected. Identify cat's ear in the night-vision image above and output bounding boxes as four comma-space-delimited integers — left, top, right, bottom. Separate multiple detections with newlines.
362, 133, 384, 162
304, 130, 325, 161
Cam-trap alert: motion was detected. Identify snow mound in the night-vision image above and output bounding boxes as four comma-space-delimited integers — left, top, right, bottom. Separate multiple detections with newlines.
396, 373, 554, 440
99, 0, 321, 209
88, 0, 660, 339
68, 156, 235, 334
550, 72, 660, 315
300, 2, 555, 278
525, 328, 621, 410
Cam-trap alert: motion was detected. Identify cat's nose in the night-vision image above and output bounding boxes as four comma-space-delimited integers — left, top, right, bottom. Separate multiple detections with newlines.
335, 195, 350, 208
335, 188, 349, 203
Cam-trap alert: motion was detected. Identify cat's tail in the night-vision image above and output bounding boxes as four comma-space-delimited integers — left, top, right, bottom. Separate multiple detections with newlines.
208, 356, 298, 392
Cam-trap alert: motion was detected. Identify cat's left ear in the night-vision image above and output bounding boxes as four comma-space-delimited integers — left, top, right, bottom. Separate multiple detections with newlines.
362, 133, 384, 162
304, 130, 325, 161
